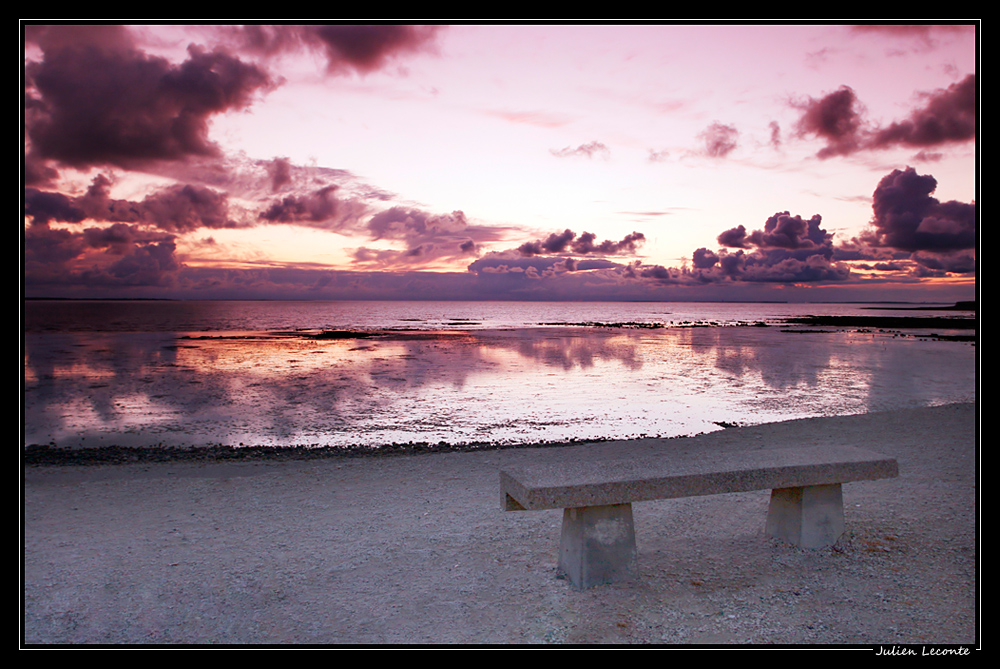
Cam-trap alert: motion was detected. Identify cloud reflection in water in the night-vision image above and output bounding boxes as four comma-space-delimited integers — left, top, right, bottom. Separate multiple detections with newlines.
23, 325, 975, 450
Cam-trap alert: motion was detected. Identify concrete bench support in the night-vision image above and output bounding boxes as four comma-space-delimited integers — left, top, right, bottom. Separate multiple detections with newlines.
765, 483, 844, 549
558, 504, 637, 589
501, 445, 898, 589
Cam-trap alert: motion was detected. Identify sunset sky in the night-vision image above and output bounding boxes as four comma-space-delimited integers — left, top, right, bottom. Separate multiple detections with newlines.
22, 23, 978, 302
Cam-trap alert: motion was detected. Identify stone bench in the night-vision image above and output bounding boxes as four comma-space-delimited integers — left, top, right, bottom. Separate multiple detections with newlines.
500, 445, 899, 589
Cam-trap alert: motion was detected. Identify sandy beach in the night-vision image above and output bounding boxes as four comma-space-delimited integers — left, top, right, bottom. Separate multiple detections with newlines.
22, 402, 978, 646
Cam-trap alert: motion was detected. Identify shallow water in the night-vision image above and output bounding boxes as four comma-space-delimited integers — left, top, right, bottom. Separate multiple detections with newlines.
22, 300, 976, 450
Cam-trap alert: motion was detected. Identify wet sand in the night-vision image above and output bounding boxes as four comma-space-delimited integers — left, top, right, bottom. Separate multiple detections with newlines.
22, 403, 978, 646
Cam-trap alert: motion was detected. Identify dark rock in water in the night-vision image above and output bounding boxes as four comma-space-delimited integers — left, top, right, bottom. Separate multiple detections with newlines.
863, 301, 976, 312
782, 315, 975, 330
306, 330, 374, 340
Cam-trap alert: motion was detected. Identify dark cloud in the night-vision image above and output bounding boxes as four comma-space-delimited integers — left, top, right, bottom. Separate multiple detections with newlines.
793, 75, 976, 158
793, 86, 864, 158
909, 250, 976, 275
310, 25, 442, 74
722, 249, 849, 283
659, 248, 850, 285
23, 223, 87, 269
570, 231, 646, 255
25, 175, 239, 233
259, 185, 351, 227
102, 238, 180, 286
517, 229, 575, 255
366, 207, 470, 242
468, 252, 619, 277
824, 168, 977, 280
23, 152, 60, 188
831, 241, 909, 263
692, 247, 719, 269
25, 35, 273, 171
23, 188, 87, 225
687, 211, 849, 284
516, 229, 645, 257
81, 222, 175, 252
22, 169, 232, 290
698, 122, 739, 158
24, 221, 181, 288
716, 225, 750, 249
621, 261, 685, 283
221, 24, 443, 74
718, 212, 832, 251
128, 183, 237, 233
868, 74, 976, 149
861, 166, 976, 252
349, 207, 510, 269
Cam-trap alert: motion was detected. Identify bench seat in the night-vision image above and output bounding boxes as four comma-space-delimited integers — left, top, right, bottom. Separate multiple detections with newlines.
500, 445, 898, 589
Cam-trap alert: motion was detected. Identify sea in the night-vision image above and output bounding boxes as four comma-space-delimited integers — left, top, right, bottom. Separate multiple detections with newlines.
22, 300, 977, 452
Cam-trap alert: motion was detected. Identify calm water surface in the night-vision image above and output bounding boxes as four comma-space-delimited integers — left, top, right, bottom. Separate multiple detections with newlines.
23, 300, 977, 450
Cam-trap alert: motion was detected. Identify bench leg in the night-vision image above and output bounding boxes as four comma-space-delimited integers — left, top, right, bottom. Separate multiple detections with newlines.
765, 483, 845, 548
558, 503, 637, 589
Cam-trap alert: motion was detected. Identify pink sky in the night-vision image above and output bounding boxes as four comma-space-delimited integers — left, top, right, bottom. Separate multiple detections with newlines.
22, 23, 978, 302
